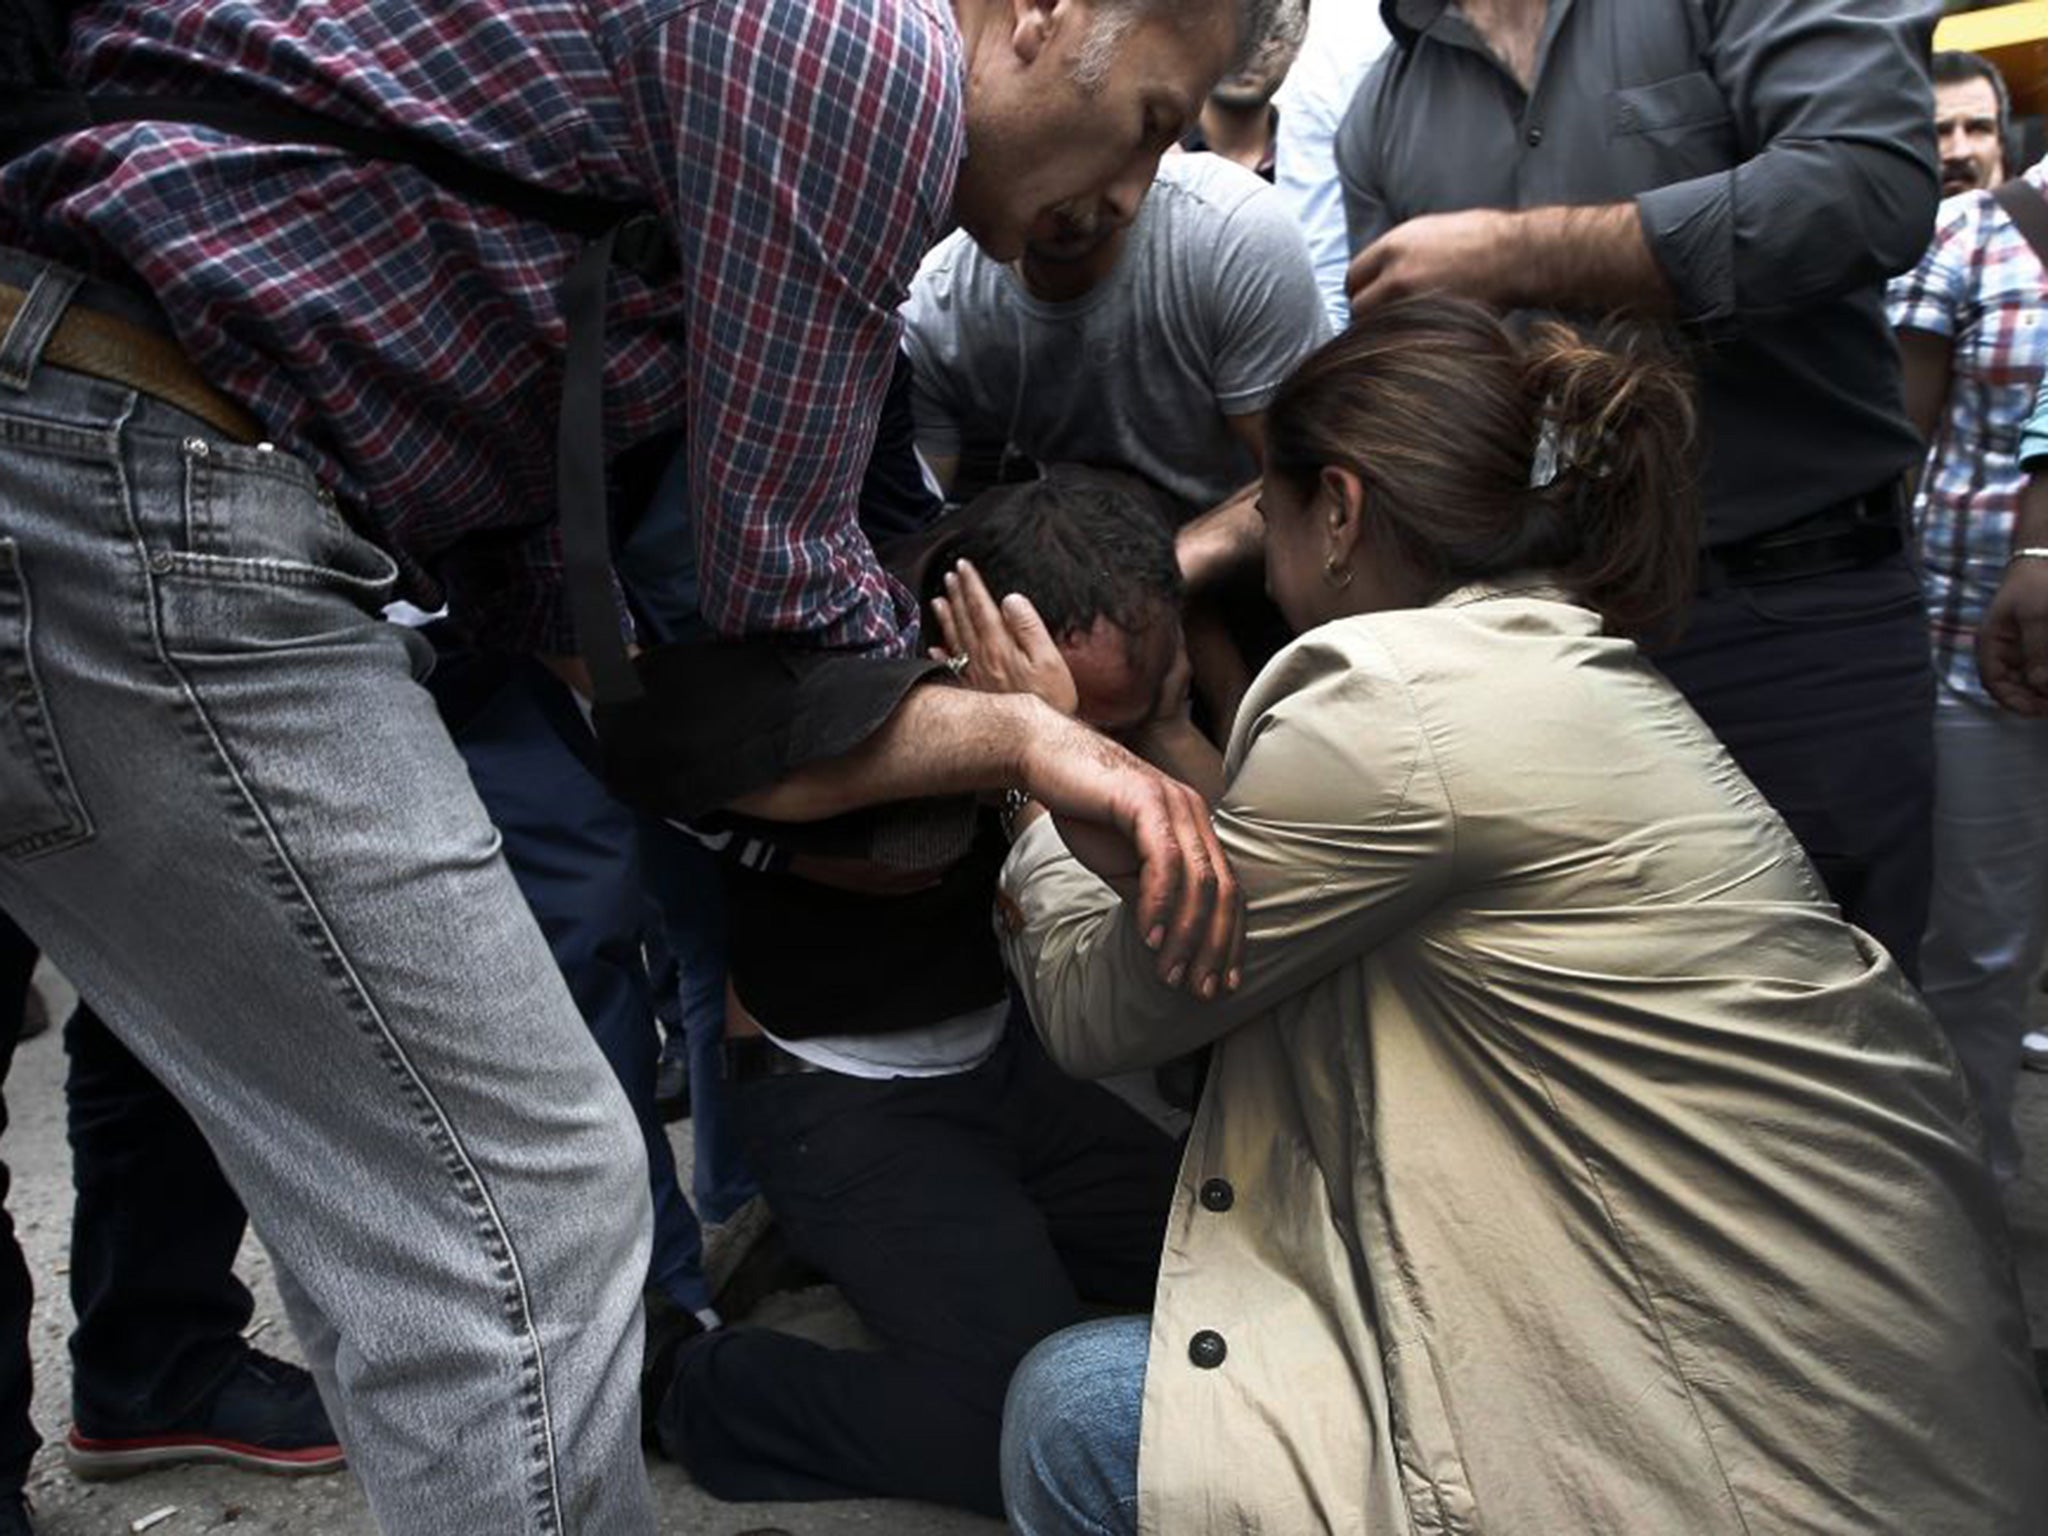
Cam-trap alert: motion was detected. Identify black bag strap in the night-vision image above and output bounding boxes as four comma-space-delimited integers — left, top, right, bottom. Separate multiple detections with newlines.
1995, 179, 2048, 271
557, 219, 647, 704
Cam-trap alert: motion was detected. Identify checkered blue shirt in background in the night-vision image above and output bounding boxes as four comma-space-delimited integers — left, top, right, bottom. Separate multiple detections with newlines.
1889, 158, 2048, 704
0, 0, 963, 655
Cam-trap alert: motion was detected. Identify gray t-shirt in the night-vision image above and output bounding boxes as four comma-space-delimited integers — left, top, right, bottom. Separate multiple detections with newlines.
901, 153, 1328, 512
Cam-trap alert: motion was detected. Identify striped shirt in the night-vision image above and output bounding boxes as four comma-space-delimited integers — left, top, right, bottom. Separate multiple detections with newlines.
1889, 159, 2048, 703
0, 0, 963, 653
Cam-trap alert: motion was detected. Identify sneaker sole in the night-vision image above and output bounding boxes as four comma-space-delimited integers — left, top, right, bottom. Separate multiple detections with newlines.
65, 1431, 345, 1481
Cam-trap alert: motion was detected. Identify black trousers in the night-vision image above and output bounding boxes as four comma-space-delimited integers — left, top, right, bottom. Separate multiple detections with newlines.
0, 912, 251, 1487
1654, 550, 1935, 982
659, 1018, 1179, 1516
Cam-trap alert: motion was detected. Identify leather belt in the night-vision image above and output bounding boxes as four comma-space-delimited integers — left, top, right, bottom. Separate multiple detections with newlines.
1700, 484, 1907, 590
0, 282, 261, 444
720, 1034, 827, 1086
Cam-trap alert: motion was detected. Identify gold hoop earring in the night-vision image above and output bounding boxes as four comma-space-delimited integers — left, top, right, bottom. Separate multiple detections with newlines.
1324, 555, 1354, 590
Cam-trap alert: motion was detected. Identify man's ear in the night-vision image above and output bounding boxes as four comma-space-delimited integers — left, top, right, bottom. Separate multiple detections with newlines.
1010, 0, 1068, 66
1318, 465, 1367, 565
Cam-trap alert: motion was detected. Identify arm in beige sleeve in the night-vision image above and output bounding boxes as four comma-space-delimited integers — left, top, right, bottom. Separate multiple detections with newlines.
998, 631, 1455, 1076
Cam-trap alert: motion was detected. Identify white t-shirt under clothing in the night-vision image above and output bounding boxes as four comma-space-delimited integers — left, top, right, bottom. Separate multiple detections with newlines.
763, 997, 1010, 1080
901, 152, 1328, 512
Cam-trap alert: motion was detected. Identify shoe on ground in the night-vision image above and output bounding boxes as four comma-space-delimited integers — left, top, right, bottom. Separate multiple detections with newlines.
2022, 1030, 2048, 1073
0, 1487, 32, 1536
65, 1349, 345, 1481
640, 1289, 706, 1450
705, 1196, 825, 1324
653, 1050, 691, 1123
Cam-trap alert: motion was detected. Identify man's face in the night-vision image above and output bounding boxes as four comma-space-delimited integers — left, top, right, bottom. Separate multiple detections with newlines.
1023, 195, 1133, 267
1056, 604, 1182, 737
1936, 76, 2005, 197
954, 0, 1237, 262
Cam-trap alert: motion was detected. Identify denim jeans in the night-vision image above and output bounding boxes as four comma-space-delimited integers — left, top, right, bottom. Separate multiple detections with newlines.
637, 826, 755, 1224
1001, 1314, 1148, 1536
0, 254, 655, 1533
1920, 687, 2048, 1182
431, 641, 714, 1310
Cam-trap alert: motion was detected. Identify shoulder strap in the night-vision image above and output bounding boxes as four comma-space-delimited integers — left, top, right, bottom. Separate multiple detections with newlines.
1995, 180, 2048, 270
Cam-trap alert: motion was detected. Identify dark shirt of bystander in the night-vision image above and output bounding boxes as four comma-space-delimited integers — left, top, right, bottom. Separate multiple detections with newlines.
1336, 0, 1940, 548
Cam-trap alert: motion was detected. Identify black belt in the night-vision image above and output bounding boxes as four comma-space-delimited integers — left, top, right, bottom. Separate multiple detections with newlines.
1701, 484, 1907, 590
720, 1034, 826, 1085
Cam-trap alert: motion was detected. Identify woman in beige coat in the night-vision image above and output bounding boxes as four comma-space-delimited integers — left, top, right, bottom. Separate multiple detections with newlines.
989, 300, 2048, 1534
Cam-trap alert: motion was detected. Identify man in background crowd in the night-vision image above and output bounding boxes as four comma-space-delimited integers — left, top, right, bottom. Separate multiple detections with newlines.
1892, 50, 2047, 1182
1271, 0, 1392, 332
1934, 47, 2010, 198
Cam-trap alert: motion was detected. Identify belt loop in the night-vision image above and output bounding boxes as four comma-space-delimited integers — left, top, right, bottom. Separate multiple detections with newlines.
0, 266, 84, 392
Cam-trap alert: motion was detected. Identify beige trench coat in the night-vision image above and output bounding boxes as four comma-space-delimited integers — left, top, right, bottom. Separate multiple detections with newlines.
999, 584, 2048, 1535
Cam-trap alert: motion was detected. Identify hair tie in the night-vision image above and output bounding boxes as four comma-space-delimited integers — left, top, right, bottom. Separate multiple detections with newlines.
1529, 416, 1567, 489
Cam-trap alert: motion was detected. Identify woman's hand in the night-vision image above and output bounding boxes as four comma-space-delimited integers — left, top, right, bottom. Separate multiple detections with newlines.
1128, 638, 1227, 802
931, 559, 1080, 716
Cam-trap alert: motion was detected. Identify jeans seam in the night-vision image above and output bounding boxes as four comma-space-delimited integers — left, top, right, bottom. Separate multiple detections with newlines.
116, 448, 568, 1530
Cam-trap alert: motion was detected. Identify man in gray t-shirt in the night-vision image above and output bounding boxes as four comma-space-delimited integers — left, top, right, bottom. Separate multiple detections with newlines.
901, 152, 1327, 515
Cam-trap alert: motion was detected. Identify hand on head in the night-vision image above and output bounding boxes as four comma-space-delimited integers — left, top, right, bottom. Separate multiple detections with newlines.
932, 558, 1081, 716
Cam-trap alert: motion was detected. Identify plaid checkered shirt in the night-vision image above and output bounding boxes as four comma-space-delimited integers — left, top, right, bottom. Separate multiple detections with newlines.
0, 0, 963, 654
1888, 158, 2048, 703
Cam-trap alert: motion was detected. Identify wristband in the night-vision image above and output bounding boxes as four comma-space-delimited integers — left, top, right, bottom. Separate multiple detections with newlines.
2012, 547, 2048, 565
999, 787, 1036, 839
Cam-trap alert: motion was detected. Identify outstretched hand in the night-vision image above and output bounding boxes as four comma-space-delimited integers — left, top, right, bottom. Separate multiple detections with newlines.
1979, 559, 2048, 716
1018, 709, 1243, 999
932, 560, 1080, 716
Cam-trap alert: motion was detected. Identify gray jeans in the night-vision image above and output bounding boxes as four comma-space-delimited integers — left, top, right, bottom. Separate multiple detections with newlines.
0, 255, 655, 1533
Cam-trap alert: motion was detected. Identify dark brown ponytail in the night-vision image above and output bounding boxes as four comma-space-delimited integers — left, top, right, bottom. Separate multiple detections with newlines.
1265, 297, 1701, 637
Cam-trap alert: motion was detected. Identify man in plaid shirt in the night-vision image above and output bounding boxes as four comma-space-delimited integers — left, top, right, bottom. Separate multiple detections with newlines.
1891, 57, 2048, 1186
0, 0, 1261, 1528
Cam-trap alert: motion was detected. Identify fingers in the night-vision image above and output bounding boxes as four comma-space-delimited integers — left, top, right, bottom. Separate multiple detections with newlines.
2016, 595, 2048, 699
1000, 591, 1061, 666
1344, 237, 1385, 306
1980, 576, 2048, 716
932, 594, 965, 661
947, 560, 1011, 656
1129, 776, 1241, 997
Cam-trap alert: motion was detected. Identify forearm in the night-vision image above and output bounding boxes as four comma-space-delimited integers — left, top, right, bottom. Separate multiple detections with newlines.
729, 684, 1041, 821
1896, 328, 1951, 447
1501, 204, 1674, 316
1348, 203, 1674, 319
1135, 719, 1226, 804
1177, 483, 1264, 589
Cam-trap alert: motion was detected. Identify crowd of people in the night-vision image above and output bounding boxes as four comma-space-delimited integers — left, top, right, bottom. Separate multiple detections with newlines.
0, 0, 2043, 1532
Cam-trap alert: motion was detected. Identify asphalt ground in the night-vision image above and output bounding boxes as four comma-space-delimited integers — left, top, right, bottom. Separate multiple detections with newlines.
1, 976, 2043, 1535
